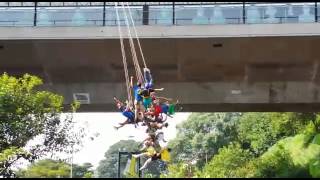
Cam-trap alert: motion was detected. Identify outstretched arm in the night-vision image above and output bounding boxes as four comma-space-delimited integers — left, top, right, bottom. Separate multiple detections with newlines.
154, 88, 164, 91
156, 96, 173, 102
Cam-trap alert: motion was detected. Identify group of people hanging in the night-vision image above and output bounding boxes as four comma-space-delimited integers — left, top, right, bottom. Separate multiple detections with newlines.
113, 68, 179, 171
112, 2, 179, 172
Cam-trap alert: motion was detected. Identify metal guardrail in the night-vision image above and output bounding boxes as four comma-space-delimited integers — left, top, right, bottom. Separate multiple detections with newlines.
0, 2, 248, 7
0, 2, 318, 27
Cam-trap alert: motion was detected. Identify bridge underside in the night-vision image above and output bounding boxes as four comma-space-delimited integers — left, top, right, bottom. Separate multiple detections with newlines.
1, 24, 320, 112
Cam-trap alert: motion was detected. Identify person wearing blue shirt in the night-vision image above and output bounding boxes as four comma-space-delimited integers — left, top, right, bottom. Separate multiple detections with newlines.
130, 76, 144, 123
113, 97, 136, 130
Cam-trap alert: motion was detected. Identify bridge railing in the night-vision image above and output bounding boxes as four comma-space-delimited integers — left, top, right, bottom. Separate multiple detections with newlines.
0, 2, 318, 27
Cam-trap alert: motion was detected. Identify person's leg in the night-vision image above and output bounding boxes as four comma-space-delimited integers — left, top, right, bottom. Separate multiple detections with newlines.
151, 122, 168, 129
134, 100, 139, 122
139, 157, 152, 171
144, 68, 153, 89
132, 152, 147, 158
139, 101, 145, 112
114, 119, 129, 130
114, 124, 124, 130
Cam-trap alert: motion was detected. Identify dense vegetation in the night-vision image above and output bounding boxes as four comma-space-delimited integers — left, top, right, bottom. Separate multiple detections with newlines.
0, 73, 83, 178
1, 73, 320, 178
164, 112, 320, 178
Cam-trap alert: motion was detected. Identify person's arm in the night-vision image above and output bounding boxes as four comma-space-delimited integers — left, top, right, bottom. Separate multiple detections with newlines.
125, 101, 133, 111
166, 114, 173, 118
144, 111, 154, 116
113, 97, 122, 104
156, 96, 173, 102
139, 146, 147, 152
130, 76, 134, 88
153, 88, 164, 91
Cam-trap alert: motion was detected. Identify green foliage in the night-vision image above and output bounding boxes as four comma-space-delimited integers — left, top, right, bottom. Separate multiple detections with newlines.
309, 158, 320, 178
201, 143, 254, 178
0, 147, 32, 177
96, 140, 140, 178
254, 143, 297, 178
165, 112, 319, 178
200, 133, 319, 178
16, 159, 93, 178
143, 173, 158, 178
0, 73, 83, 177
72, 162, 94, 178
168, 113, 240, 168
312, 134, 320, 145
162, 162, 200, 178
16, 159, 70, 178
0, 147, 29, 163
313, 114, 320, 133
141, 159, 165, 178
253, 133, 320, 178
83, 172, 94, 178
237, 113, 310, 155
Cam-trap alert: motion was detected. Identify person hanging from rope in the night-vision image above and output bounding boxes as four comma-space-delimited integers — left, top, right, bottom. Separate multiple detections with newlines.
144, 103, 166, 124
144, 67, 153, 89
113, 97, 139, 130
143, 99, 164, 123
140, 132, 167, 149
148, 92, 175, 121
143, 120, 169, 135
133, 139, 169, 171
161, 99, 180, 118
139, 87, 164, 109
130, 76, 144, 123
150, 92, 172, 104
133, 141, 160, 171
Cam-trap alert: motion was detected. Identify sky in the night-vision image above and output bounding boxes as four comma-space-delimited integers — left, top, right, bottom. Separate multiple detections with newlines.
71, 112, 191, 168
15, 112, 191, 170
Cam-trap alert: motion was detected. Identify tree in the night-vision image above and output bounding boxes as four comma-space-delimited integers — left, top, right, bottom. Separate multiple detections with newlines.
168, 113, 241, 168
0, 73, 83, 177
16, 159, 94, 178
72, 162, 94, 178
96, 140, 140, 178
83, 171, 94, 178
237, 112, 311, 156
201, 143, 254, 178
166, 112, 319, 178
253, 133, 320, 178
162, 162, 200, 178
16, 159, 70, 178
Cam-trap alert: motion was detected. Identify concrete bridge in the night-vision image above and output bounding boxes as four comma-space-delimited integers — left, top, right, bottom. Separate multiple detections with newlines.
1, 23, 320, 112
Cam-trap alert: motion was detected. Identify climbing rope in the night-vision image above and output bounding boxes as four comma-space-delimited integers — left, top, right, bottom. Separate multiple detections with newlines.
114, 3, 174, 175
125, 2, 148, 69
115, 2, 133, 107
121, 2, 145, 84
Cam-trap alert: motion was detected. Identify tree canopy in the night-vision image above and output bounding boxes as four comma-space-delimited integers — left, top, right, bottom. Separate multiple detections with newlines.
96, 140, 140, 178
0, 73, 82, 177
16, 159, 94, 178
165, 112, 320, 178
168, 113, 240, 168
